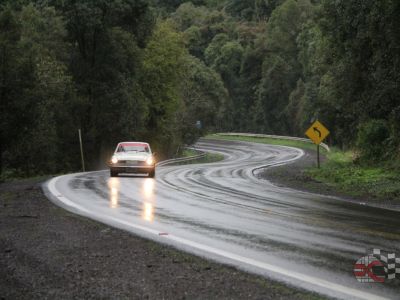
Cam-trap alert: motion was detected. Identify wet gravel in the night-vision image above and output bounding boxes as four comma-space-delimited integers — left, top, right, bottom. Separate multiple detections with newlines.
0, 178, 322, 300
258, 149, 347, 197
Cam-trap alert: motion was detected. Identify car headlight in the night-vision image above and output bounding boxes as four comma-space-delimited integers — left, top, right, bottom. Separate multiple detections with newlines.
111, 157, 118, 164
146, 157, 154, 165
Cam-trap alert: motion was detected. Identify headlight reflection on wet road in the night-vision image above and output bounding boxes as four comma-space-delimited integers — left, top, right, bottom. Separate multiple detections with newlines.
142, 178, 155, 222
142, 202, 154, 222
108, 177, 120, 208
107, 177, 156, 219
142, 178, 154, 199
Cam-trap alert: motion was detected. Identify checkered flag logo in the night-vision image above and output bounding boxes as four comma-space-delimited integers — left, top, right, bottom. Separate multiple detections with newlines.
371, 249, 400, 280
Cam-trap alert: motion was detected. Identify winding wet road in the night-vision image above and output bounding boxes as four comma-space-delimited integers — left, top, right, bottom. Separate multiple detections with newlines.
45, 139, 400, 299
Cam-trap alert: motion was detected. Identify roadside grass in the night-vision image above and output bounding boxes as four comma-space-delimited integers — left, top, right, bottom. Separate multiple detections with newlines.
181, 148, 200, 157
306, 150, 400, 201
179, 148, 225, 165
0, 172, 51, 184
207, 133, 400, 202
205, 133, 327, 153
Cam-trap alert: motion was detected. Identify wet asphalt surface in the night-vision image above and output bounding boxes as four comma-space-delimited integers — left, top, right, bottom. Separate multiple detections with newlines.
46, 139, 400, 299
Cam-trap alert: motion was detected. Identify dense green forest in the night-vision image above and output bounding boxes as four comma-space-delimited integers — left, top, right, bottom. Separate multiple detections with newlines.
1, 0, 399, 177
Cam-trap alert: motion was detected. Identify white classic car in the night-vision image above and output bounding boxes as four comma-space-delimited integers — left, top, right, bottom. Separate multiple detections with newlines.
108, 142, 155, 178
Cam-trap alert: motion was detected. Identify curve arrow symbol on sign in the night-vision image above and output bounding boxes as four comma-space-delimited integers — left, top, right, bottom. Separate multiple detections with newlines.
313, 127, 321, 138
305, 120, 329, 146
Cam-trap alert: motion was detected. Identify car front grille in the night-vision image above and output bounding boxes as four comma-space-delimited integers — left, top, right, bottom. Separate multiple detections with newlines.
118, 160, 146, 166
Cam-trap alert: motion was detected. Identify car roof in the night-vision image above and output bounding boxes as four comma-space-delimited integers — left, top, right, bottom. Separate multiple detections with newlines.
117, 142, 150, 147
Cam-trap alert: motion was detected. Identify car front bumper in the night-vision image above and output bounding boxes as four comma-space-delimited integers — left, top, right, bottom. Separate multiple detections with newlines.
109, 165, 155, 174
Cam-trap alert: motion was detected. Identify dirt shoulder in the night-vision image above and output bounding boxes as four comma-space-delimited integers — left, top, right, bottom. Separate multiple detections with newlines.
258, 149, 345, 196
0, 178, 322, 300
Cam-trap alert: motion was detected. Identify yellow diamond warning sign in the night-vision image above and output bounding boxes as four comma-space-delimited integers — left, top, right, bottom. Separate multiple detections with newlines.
305, 120, 330, 145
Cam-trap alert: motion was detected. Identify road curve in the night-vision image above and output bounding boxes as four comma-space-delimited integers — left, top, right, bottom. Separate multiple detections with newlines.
44, 139, 400, 300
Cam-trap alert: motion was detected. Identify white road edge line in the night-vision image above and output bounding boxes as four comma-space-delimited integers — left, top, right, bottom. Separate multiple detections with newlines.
46, 175, 388, 300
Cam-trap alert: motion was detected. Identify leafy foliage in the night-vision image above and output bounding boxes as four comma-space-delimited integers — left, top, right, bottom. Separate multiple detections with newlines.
356, 120, 390, 162
1, 0, 400, 177
170, 0, 400, 165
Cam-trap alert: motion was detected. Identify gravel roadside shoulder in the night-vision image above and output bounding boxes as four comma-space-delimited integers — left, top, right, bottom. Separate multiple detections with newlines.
0, 178, 323, 300
258, 149, 347, 197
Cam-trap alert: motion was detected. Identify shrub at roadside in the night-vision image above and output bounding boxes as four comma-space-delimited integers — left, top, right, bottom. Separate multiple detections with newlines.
306, 150, 400, 202
356, 119, 390, 163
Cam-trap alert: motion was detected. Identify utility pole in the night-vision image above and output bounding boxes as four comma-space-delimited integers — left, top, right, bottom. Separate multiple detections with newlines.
78, 129, 85, 172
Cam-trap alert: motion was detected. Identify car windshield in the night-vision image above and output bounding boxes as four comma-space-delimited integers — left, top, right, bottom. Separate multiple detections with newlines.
117, 144, 149, 153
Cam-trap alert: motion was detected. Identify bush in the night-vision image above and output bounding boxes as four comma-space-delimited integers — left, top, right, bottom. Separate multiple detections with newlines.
356, 119, 390, 163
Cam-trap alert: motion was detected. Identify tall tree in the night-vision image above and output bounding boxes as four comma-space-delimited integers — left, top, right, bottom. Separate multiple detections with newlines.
255, 0, 313, 134
53, 0, 154, 167
0, 7, 23, 174
141, 20, 187, 158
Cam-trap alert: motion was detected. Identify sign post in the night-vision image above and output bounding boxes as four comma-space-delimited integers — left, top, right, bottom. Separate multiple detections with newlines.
78, 129, 85, 172
305, 120, 330, 168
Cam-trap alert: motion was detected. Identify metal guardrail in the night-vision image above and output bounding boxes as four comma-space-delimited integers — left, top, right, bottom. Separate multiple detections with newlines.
156, 131, 329, 167
214, 132, 330, 152
156, 148, 206, 167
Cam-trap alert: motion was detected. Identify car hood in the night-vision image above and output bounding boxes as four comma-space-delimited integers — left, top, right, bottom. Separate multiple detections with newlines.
114, 152, 151, 161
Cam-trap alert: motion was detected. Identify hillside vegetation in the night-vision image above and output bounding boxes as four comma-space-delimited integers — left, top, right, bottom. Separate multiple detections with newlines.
1, 0, 399, 178
164, 0, 400, 161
